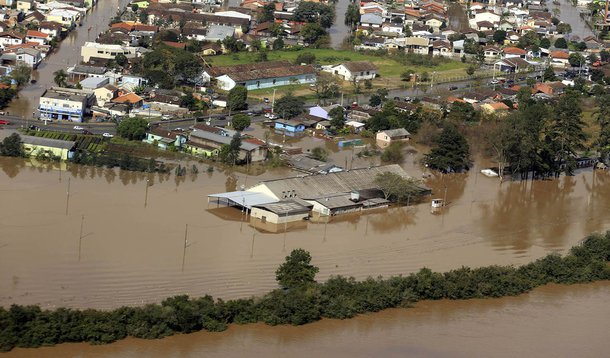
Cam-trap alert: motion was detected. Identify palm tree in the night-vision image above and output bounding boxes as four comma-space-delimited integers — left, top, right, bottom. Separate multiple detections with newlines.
53, 69, 67, 87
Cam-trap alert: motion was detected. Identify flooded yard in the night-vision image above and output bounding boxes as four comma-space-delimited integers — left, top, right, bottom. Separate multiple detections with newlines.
1, 142, 609, 310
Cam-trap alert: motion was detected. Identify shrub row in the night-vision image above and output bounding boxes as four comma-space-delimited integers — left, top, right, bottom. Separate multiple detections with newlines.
1, 232, 609, 352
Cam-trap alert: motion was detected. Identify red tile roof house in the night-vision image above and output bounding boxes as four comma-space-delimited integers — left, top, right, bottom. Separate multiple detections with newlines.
502, 46, 527, 59
25, 30, 50, 45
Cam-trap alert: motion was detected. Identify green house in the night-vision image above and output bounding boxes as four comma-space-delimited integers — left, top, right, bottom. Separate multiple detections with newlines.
184, 141, 219, 158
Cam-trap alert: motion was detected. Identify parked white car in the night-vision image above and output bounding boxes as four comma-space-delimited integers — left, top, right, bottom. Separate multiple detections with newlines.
73, 125, 84, 130
102, 133, 114, 138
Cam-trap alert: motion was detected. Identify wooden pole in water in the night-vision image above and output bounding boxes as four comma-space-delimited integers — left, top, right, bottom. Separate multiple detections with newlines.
323, 213, 329, 241
65, 177, 71, 216
144, 179, 149, 208
78, 214, 84, 261
181, 224, 188, 272
250, 232, 255, 258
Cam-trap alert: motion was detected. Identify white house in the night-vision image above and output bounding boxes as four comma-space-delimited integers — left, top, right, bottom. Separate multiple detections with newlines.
14, 48, 42, 68
376, 128, 411, 147
328, 61, 378, 82
0, 32, 24, 48
360, 13, 384, 28
25, 30, 50, 45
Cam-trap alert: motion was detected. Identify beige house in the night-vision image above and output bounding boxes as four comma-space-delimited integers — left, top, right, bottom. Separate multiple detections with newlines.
327, 61, 378, 82
376, 128, 411, 147
93, 84, 118, 106
17, 0, 33, 12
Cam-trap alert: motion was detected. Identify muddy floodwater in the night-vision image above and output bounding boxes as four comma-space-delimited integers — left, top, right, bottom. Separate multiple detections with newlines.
6, 282, 610, 357
1, 150, 610, 310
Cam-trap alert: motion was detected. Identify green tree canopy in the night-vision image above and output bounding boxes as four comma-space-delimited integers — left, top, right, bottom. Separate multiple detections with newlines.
274, 93, 305, 119
425, 124, 470, 173
227, 85, 248, 111
493, 30, 506, 44
10, 65, 31, 87
231, 114, 251, 131
543, 67, 557, 82
300, 23, 327, 45
374, 171, 423, 202
276, 249, 319, 289
294, 2, 335, 28
0, 133, 24, 157
328, 106, 345, 130
380, 142, 404, 164
554, 37, 567, 49
117, 117, 148, 140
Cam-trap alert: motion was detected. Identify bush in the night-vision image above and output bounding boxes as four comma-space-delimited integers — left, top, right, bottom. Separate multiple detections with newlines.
2, 233, 610, 352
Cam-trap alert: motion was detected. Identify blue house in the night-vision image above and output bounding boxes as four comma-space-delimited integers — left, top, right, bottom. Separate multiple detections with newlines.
274, 120, 306, 136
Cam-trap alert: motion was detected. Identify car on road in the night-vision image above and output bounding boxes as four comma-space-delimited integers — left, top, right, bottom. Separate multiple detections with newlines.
102, 133, 114, 138
265, 113, 278, 119
489, 79, 499, 85
263, 97, 270, 103
0, 111, 5, 115
161, 115, 170, 120
0, 119, 10, 125
73, 125, 84, 130
82, 130, 93, 135
448, 86, 458, 91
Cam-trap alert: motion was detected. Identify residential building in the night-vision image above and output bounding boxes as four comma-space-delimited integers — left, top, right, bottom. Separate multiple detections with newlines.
93, 84, 118, 106
376, 128, 411, 147
189, 130, 267, 162
143, 128, 187, 150
16, 0, 33, 12
327, 61, 378, 82
184, 141, 219, 157
14, 47, 42, 68
0, 32, 23, 48
25, 30, 50, 45
45, 8, 81, 28
274, 119, 306, 135
0, 132, 75, 160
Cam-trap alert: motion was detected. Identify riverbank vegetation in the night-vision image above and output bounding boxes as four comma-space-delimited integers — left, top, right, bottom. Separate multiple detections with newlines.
1, 232, 609, 352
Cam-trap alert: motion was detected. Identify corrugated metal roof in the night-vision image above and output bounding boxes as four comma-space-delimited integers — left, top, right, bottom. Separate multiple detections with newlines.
257, 165, 411, 200
189, 130, 260, 151
252, 200, 312, 215
208, 191, 277, 209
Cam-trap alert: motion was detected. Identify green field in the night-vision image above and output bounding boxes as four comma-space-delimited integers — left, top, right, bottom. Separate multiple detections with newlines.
207, 49, 467, 79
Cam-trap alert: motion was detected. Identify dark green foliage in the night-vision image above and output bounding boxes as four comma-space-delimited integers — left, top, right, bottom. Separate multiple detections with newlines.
274, 93, 305, 119
310, 146, 329, 162
231, 114, 251, 131
227, 85, 248, 111
493, 30, 506, 44
117, 117, 148, 140
300, 23, 328, 46
295, 52, 316, 65
276, 249, 319, 289
293, 2, 335, 28
140, 46, 202, 88
365, 101, 421, 134
554, 37, 567, 49
425, 124, 470, 173
0, 88, 16, 108
0, 133, 24, 157
2, 234, 610, 353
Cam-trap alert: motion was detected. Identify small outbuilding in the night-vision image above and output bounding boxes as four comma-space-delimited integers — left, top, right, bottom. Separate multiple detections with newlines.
250, 200, 313, 224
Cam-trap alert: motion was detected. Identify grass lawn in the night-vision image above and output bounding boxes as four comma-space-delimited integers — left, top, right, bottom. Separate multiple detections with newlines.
207, 49, 467, 79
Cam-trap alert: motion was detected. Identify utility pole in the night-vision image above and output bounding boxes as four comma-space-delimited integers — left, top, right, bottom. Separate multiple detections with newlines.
144, 178, 150, 208
65, 177, 71, 216
78, 214, 84, 261
250, 232, 256, 258
181, 224, 189, 272
271, 88, 276, 114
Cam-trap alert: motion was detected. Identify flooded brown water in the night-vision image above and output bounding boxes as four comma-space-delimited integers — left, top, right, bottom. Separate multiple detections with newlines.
8, 0, 129, 117
5, 282, 610, 357
1, 149, 610, 310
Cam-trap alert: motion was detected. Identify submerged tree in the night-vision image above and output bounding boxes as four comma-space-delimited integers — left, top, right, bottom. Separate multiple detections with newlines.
276, 249, 319, 289
0, 133, 24, 157
425, 124, 470, 172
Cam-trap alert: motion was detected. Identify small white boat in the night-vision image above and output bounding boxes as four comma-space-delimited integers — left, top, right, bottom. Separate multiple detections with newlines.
481, 169, 499, 177
431, 199, 444, 208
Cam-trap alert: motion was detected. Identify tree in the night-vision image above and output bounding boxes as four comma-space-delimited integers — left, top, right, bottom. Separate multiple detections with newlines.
493, 30, 506, 44
543, 66, 556, 82
180, 92, 196, 110
344, 3, 360, 28
380, 142, 404, 164
547, 91, 587, 175
294, 2, 335, 29
400, 69, 414, 81
222, 36, 245, 53
300, 23, 327, 45
448, 101, 478, 122
10, 65, 31, 87
0, 133, 24, 157
328, 106, 345, 130
295, 52, 316, 65
374, 171, 423, 202
227, 85, 248, 111
274, 93, 305, 119
310, 147, 329, 162
540, 37, 551, 48
466, 65, 476, 76
117, 117, 148, 140
272, 37, 284, 50
600, 50, 610, 63
115, 53, 128, 67
554, 37, 567, 49
568, 53, 585, 68
557, 23, 572, 34
219, 133, 242, 165
313, 73, 340, 99
594, 95, 610, 163
425, 124, 470, 172
257, 3, 275, 23
369, 94, 382, 107
275, 249, 319, 289
231, 114, 251, 131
